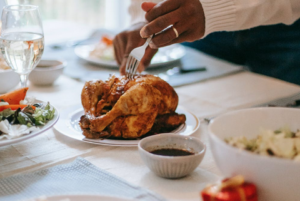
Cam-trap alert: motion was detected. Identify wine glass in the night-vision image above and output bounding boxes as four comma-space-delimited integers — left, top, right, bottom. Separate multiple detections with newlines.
0, 5, 44, 88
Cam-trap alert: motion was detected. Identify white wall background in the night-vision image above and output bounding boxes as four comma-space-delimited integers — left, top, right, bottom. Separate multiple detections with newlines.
2, 0, 131, 32
105, 0, 131, 31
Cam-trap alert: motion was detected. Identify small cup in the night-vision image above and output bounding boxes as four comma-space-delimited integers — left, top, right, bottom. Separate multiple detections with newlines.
138, 133, 206, 179
29, 60, 66, 86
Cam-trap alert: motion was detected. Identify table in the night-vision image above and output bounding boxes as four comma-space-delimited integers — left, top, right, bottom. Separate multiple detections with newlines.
1, 68, 300, 201
1, 21, 300, 201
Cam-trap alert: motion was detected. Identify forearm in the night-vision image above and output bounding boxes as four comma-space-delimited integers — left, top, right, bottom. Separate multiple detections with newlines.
201, 0, 300, 36
129, 0, 162, 24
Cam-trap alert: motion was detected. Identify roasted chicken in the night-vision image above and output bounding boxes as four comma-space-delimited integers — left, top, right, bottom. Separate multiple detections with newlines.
80, 74, 186, 139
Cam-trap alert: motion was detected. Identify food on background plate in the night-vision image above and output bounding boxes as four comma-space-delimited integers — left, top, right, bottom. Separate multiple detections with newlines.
201, 175, 258, 201
0, 87, 56, 140
89, 36, 114, 61
79, 74, 186, 139
225, 127, 300, 161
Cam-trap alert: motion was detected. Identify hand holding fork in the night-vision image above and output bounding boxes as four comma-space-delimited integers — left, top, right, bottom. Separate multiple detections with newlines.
125, 35, 153, 79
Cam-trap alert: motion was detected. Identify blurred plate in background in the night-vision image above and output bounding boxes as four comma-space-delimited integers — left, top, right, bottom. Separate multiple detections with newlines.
74, 44, 186, 68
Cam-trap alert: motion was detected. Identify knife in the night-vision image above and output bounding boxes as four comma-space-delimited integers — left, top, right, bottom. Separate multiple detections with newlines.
158, 66, 207, 84
166, 66, 207, 76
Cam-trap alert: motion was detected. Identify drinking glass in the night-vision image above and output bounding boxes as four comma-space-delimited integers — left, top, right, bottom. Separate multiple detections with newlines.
0, 5, 44, 88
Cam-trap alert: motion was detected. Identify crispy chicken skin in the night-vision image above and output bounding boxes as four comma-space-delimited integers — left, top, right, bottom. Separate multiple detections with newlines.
80, 74, 185, 139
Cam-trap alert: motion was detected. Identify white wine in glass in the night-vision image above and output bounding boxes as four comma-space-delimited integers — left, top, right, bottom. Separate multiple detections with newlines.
0, 5, 44, 88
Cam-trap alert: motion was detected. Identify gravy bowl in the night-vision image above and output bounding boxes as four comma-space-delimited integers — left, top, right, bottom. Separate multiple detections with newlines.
209, 107, 300, 201
138, 133, 206, 179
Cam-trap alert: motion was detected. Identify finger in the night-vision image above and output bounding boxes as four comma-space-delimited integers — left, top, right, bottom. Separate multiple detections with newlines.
138, 47, 158, 72
113, 37, 123, 65
113, 42, 120, 65
157, 31, 191, 48
118, 35, 127, 63
119, 56, 127, 75
149, 22, 185, 49
141, 2, 156, 12
137, 62, 145, 73
145, 0, 181, 22
140, 9, 181, 38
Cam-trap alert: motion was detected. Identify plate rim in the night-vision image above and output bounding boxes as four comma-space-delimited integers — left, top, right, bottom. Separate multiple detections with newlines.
0, 100, 59, 147
74, 43, 186, 68
54, 105, 200, 147
23, 194, 136, 201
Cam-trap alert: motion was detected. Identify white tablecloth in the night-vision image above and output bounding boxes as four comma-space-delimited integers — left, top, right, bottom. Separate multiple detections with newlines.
1, 69, 300, 201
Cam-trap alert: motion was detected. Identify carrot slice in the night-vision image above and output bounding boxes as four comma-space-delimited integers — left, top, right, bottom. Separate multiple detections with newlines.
101, 36, 113, 46
0, 87, 29, 104
0, 105, 35, 112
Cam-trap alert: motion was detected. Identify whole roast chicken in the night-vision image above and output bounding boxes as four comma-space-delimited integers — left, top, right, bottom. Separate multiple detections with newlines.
80, 74, 186, 139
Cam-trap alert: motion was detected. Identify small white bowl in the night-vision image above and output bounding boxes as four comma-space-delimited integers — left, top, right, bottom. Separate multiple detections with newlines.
0, 69, 19, 94
29, 60, 66, 86
138, 133, 206, 179
209, 107, 300, 201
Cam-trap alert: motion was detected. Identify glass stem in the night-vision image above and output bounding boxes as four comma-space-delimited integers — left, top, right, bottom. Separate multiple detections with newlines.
20, 74, 28, 88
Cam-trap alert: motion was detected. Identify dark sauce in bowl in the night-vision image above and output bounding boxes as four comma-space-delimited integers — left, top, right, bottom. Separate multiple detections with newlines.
150, 148, 195, 156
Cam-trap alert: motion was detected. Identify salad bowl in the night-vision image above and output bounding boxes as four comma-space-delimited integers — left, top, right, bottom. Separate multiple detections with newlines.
209, 107, 300, 201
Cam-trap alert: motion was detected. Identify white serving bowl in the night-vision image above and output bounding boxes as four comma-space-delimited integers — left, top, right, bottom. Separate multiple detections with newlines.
0, 69, 19, 94
209, 107, 300, 201
29, 60, 66, 86
138, 133, 206, 179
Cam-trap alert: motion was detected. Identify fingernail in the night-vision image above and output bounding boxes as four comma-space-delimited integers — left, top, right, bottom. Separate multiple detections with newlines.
140, 27, 149, 38
149, 41, 158, 49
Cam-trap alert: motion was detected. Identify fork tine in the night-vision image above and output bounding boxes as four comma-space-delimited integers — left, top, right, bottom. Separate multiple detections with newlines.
129, 57, 135, 79
131, 59, 138, 79
127, 56, 136, 80
132, 60, 140, 77
125, 56, 133, 78
126, 56, 131, 74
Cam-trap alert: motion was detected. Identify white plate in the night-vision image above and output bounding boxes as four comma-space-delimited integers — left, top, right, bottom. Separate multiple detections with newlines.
24, 194, 135, 201
74, 44, 186, 68
54, 105, 200, 147
0, 101, 59, 147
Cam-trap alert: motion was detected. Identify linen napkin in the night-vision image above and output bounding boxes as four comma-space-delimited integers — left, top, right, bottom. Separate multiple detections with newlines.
0, 157, 166, 201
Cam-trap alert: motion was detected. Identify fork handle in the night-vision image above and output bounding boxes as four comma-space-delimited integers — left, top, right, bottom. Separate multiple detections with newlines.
144, 35, 153, 47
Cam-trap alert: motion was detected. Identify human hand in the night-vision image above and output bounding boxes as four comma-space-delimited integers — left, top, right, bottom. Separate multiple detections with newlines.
113, 22, 158, 75
140, 0, 205, 49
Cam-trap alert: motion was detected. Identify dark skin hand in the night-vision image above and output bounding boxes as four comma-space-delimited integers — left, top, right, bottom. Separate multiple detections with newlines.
113, 2, 157, 75
114, 0, 205, 74
140, 0, 205, 49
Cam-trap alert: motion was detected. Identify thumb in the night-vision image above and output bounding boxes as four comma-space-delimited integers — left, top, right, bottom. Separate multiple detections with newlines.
138, 47, 158, 72
141, 2, 156, 12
